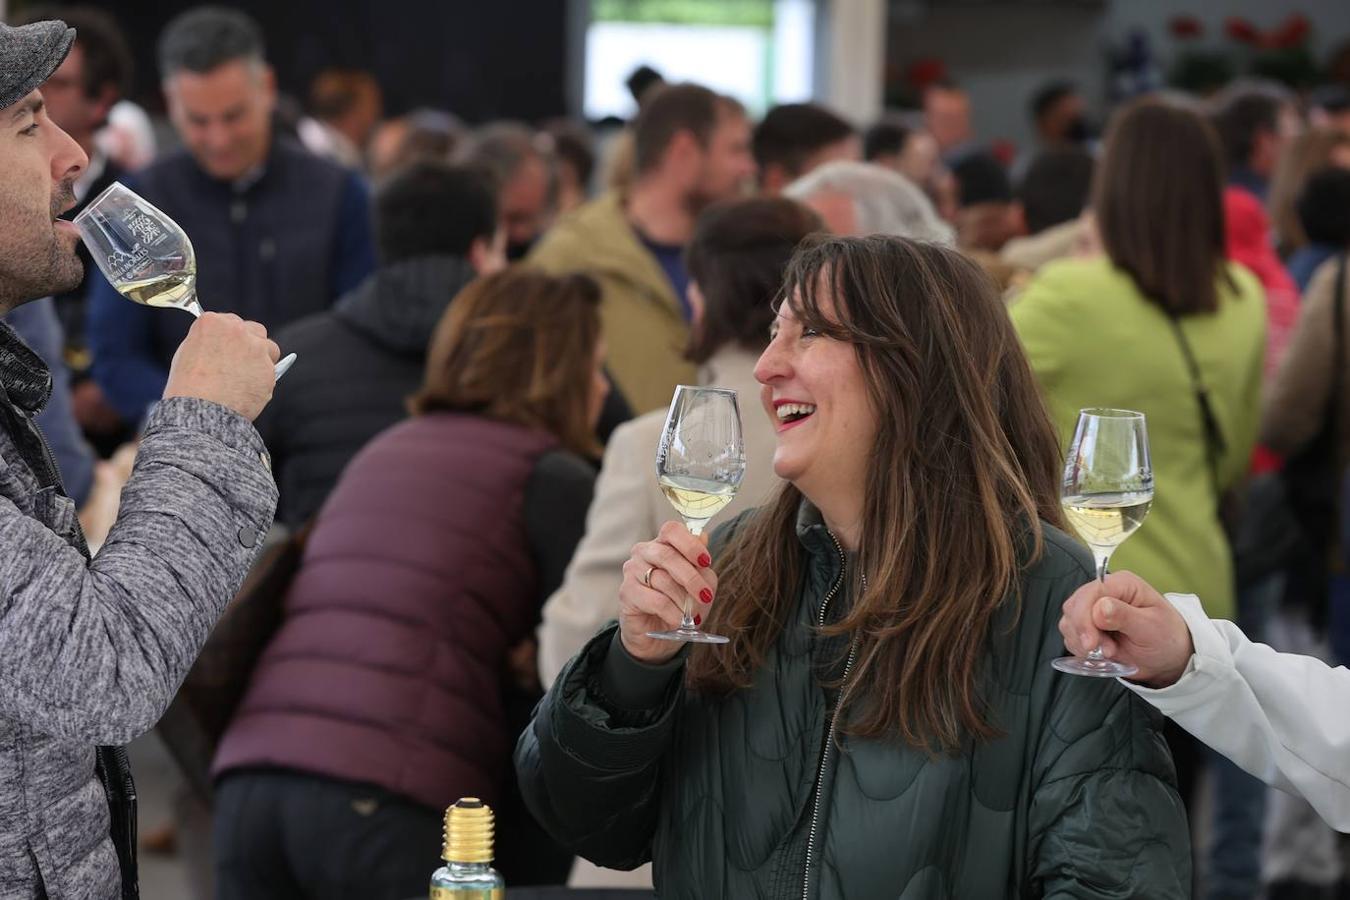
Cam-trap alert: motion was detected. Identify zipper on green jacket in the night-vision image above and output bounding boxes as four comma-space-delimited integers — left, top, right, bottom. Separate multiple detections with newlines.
802, 532, 860, 900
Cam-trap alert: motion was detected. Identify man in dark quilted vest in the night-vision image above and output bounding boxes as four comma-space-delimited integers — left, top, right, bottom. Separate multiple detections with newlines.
86, 5, 376, 430
0, 18, 282, 898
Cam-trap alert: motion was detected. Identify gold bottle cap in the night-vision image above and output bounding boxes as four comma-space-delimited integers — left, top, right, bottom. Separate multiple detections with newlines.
442, 798, 494, 864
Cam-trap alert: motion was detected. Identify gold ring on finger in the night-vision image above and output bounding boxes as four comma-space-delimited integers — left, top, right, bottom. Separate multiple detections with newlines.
641, 565, 656, 588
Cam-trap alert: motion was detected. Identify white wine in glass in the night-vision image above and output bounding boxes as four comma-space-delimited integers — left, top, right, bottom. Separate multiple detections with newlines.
74, 182, 296, 380
647, 386, 745, 645
1053, 408, 1154, 678
1061, 492, 1153, 554
658, 473, 738, 533
117, 271, 198, 312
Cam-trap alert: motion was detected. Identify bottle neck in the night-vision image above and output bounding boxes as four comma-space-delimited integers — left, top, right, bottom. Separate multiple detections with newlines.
446, 861, 492, 876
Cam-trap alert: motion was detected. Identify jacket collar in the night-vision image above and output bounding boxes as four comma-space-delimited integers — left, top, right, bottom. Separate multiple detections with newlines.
793, 498, 847, 566
333, 254, 478, 356
0, 320, 52, 414
548, 191, 682, 315
183, 133, 304, 194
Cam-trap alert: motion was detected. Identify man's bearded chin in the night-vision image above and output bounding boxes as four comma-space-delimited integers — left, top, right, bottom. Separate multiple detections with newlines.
49, 248, 85, 295
0, 180, 86, 314
48, 177, 85, 293
0, 249, 85, 315
51, 180, 76, 220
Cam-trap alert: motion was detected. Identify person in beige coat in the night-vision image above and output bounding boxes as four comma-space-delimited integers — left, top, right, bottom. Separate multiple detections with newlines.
538, 196, 822, 689
1256, 250, 1349, 891
528, 84, 756, 414
1262, 253, 1350, 464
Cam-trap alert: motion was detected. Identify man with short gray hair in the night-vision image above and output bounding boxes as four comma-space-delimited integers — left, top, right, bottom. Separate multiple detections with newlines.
0, 16, 284, 898
783, 159, 954, 244
87, 5, 376, 430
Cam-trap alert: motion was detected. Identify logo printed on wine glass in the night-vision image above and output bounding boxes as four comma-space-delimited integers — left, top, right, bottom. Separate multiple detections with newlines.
124, 209, 167, 247
105, 246, 151, 283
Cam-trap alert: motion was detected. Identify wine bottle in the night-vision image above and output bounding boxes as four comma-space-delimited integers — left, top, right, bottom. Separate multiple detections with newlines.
430, 798, 504, 899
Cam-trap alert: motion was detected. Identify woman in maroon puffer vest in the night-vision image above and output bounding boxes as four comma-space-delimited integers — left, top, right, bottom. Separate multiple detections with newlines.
211, 269, 609, 900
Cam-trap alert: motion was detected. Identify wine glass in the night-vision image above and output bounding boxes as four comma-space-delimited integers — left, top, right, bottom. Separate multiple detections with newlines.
1053, 408, 1154, 678
646, 386, 745, 645
74, 182, 296, 380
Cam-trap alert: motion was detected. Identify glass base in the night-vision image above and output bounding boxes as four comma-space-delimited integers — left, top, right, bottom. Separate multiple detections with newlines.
646, 627, 729, 644
1051, 654, 1138, 678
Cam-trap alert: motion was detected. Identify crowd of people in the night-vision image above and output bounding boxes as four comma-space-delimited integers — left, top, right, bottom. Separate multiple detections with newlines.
1, 3, 1350, 899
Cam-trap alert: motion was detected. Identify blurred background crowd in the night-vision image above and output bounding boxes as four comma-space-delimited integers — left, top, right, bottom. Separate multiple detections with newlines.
5, 0, 1350, 897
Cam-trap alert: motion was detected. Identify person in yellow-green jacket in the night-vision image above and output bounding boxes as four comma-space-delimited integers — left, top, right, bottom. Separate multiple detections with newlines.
1012, 99, 1268, 894
1011, 96, 1266, 627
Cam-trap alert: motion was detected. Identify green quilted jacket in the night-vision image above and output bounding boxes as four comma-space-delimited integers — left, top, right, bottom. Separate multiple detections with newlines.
515, 506, 1191, 898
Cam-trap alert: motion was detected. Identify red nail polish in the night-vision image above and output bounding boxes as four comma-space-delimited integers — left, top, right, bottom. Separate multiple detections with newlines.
694, 615, 702, 626
698, 553, 712, 568
700, 588, 713, 604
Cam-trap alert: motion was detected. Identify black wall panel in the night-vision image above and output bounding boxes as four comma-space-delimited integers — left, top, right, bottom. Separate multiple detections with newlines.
42, 0, 569, 123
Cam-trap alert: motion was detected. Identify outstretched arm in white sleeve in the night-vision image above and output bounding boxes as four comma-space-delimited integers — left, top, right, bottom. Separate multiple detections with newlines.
1059, 571, 1350, 832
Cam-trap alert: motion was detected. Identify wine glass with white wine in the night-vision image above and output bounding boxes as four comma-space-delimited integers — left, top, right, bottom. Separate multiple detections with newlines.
73, 182, 295, 380
1053, 408, 1154, 678
646, 385, 745, 645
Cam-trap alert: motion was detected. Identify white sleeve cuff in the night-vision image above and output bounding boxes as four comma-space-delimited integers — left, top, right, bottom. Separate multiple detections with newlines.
1121, 593, 1238, 714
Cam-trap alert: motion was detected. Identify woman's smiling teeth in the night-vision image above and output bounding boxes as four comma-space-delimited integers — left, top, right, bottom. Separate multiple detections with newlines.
777, 403, 816, 422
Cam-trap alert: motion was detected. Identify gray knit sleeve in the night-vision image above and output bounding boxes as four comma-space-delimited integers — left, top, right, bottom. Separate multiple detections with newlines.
0, 397, 277, 743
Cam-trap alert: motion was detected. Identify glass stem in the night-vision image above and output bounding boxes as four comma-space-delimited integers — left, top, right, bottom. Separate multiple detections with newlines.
679, 599, 697, 632
1093, 548, 1110, 583
1090, 548, 1111, 660
682, 517, 705, 631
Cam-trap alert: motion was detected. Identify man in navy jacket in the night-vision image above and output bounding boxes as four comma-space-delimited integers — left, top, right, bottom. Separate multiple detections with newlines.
88, 7, 374, 426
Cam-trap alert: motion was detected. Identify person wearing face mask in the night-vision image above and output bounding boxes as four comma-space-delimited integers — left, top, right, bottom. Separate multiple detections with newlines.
1033, 81, 1093, 148
86, 6, 376, 431
515, 235, 1191, 899
529, 82, 758, 415
455, 122, 556, 262
1011, 81, 1094, 185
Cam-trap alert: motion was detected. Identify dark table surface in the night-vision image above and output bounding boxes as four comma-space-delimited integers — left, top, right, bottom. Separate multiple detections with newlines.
414, 890, 655, 899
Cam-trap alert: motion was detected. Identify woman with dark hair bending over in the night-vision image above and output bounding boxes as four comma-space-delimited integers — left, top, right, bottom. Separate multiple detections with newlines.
516, 236, 1190, 898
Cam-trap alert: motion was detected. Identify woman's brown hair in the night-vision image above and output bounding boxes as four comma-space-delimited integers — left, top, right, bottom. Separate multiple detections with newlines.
1094, 97, 1235, 316
409, 268, 603, 459
688, 235, 1065, 752
685, 196, 823, 363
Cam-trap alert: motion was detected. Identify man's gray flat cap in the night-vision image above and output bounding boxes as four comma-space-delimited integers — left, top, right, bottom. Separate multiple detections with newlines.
0, 19, 75, 112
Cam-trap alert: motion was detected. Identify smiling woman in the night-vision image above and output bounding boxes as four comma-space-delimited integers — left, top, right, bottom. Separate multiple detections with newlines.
518, 235, 1194, 899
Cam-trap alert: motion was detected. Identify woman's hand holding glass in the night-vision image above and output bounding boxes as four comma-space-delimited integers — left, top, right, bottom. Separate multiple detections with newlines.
619, 521, 719, 665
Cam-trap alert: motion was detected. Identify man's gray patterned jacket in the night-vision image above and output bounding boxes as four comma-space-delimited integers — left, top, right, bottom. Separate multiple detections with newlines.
0, 322, 277, 899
